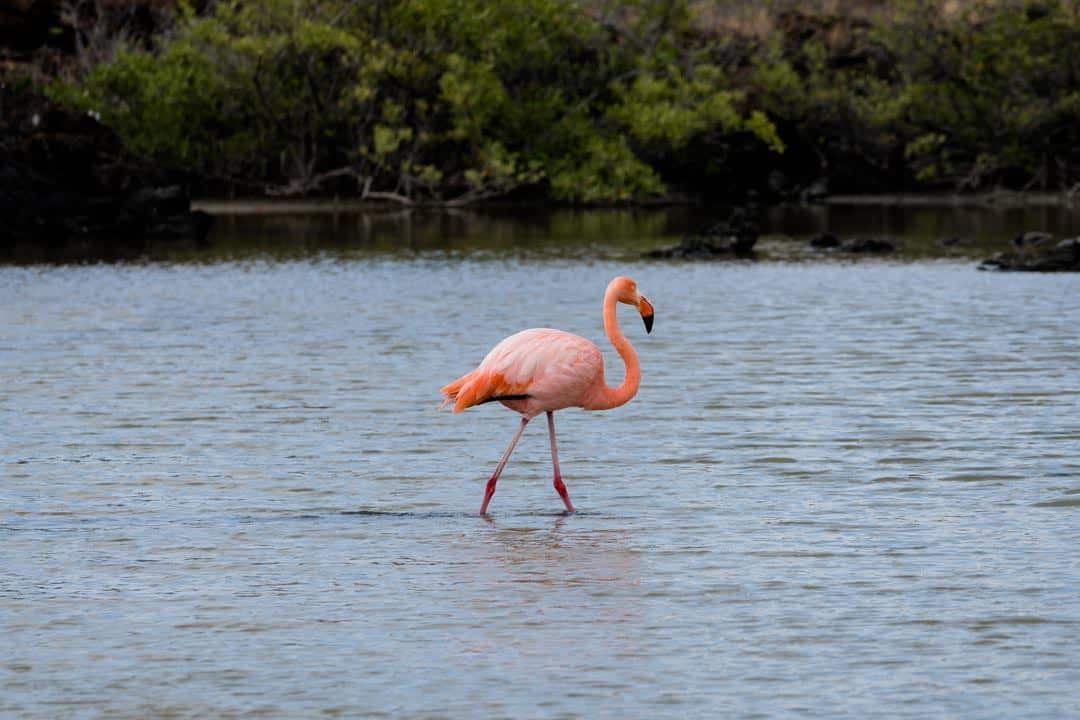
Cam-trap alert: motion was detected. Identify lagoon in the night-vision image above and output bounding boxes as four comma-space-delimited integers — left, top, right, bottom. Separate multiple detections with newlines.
2, 205, 1079, 717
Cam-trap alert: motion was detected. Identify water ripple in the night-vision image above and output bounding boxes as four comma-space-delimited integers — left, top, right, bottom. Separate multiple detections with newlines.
2, 259, 1079, 718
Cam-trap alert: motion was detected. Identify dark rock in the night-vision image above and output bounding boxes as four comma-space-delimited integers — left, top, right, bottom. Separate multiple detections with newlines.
643, 234, 753, 259
806, 234, 894, 253
1012, 231, 1052, 247
980, 237, 1080, 272
702, 204, 760, 248
809, 232, 840, 248
645, 205, 759, 259
940, 236, 963, 247
839, 237, 895, 253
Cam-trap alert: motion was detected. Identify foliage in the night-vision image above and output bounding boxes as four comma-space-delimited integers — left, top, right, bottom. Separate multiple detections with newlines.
48, 0, 782, 203
45, 0, 1080, 199
744, 0, 1080, 191
881, 0, 1080, 189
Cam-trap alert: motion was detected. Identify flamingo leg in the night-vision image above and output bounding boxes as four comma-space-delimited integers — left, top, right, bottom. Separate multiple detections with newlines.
480, 416, 530, 516
547, 411, 575, 513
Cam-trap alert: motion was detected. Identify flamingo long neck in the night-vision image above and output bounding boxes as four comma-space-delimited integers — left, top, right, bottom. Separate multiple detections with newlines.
591, 284, 640, 411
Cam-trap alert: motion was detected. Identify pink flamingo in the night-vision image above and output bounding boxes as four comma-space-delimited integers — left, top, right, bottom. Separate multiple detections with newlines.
441, 275, 654, 515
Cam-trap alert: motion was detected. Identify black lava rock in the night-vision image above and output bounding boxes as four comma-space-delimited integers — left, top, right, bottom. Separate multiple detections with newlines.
981, 237, 1080, 272
809, 232, 840, 248
839, 237, 895, 253
807, 235, 895, 253
1012, 231, 1053, 247
644, 205, 759, 259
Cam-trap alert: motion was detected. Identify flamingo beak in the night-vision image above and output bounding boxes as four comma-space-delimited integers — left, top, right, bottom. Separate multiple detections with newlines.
638, 295, 654, 334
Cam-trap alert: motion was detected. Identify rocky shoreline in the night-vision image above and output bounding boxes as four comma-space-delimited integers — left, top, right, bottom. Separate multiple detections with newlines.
2, 93, 1076, 269
979, 235, 1080, 272
640, 206, 1078, 271
643, 206, 761, 260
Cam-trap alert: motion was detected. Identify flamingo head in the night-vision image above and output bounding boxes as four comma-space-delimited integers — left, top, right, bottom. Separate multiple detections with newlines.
610, 275, 654, 334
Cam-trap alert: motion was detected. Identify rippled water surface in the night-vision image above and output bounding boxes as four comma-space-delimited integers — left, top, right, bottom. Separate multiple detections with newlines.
2, 209, 1080, 718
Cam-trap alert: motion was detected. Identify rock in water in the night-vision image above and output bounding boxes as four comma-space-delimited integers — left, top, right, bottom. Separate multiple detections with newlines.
1011, 231, 1052, 248
809, 232, 840, 248
644, 205, 759, 259
981, 237, 1080, 272
839, 237, 895, 253
806, 234, 894, 253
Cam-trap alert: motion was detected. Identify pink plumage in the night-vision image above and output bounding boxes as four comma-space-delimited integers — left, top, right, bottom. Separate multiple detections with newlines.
441, 276, 654, 515
441, 328, 604, 417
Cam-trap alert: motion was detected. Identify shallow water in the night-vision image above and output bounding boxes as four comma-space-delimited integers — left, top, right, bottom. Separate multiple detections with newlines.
2, 212, 1080, 717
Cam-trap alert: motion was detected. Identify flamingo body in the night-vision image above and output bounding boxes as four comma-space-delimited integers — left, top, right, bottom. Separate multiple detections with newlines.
441, 276, 654, 515
441, 328, 605, 418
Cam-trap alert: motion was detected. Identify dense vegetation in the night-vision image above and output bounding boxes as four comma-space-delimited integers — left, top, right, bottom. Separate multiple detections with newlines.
33, 0, 1080, 203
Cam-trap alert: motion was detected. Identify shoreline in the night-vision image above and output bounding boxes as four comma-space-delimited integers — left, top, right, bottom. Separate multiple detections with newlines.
823, 192, 1079, 208
193, 193, 1080, 215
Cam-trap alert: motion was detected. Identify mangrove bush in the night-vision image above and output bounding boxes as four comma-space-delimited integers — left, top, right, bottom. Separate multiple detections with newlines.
44, 0, 1080, 202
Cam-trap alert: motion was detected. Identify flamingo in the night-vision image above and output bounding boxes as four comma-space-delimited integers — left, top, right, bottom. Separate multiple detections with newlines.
441, 275, 654, 515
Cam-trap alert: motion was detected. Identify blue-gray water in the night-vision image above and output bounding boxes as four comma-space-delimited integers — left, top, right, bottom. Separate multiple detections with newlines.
2, 208, 1080, 717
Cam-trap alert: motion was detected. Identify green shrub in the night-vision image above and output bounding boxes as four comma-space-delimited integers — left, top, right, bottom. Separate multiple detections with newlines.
49, 0, 1079, 198
49, 0, 783, 203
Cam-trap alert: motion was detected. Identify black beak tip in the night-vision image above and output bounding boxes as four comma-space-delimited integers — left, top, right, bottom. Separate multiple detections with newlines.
643, 313, 654, 334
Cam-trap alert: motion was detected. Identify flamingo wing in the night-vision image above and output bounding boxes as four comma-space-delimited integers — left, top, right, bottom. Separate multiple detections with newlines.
442, 328, 602, 413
